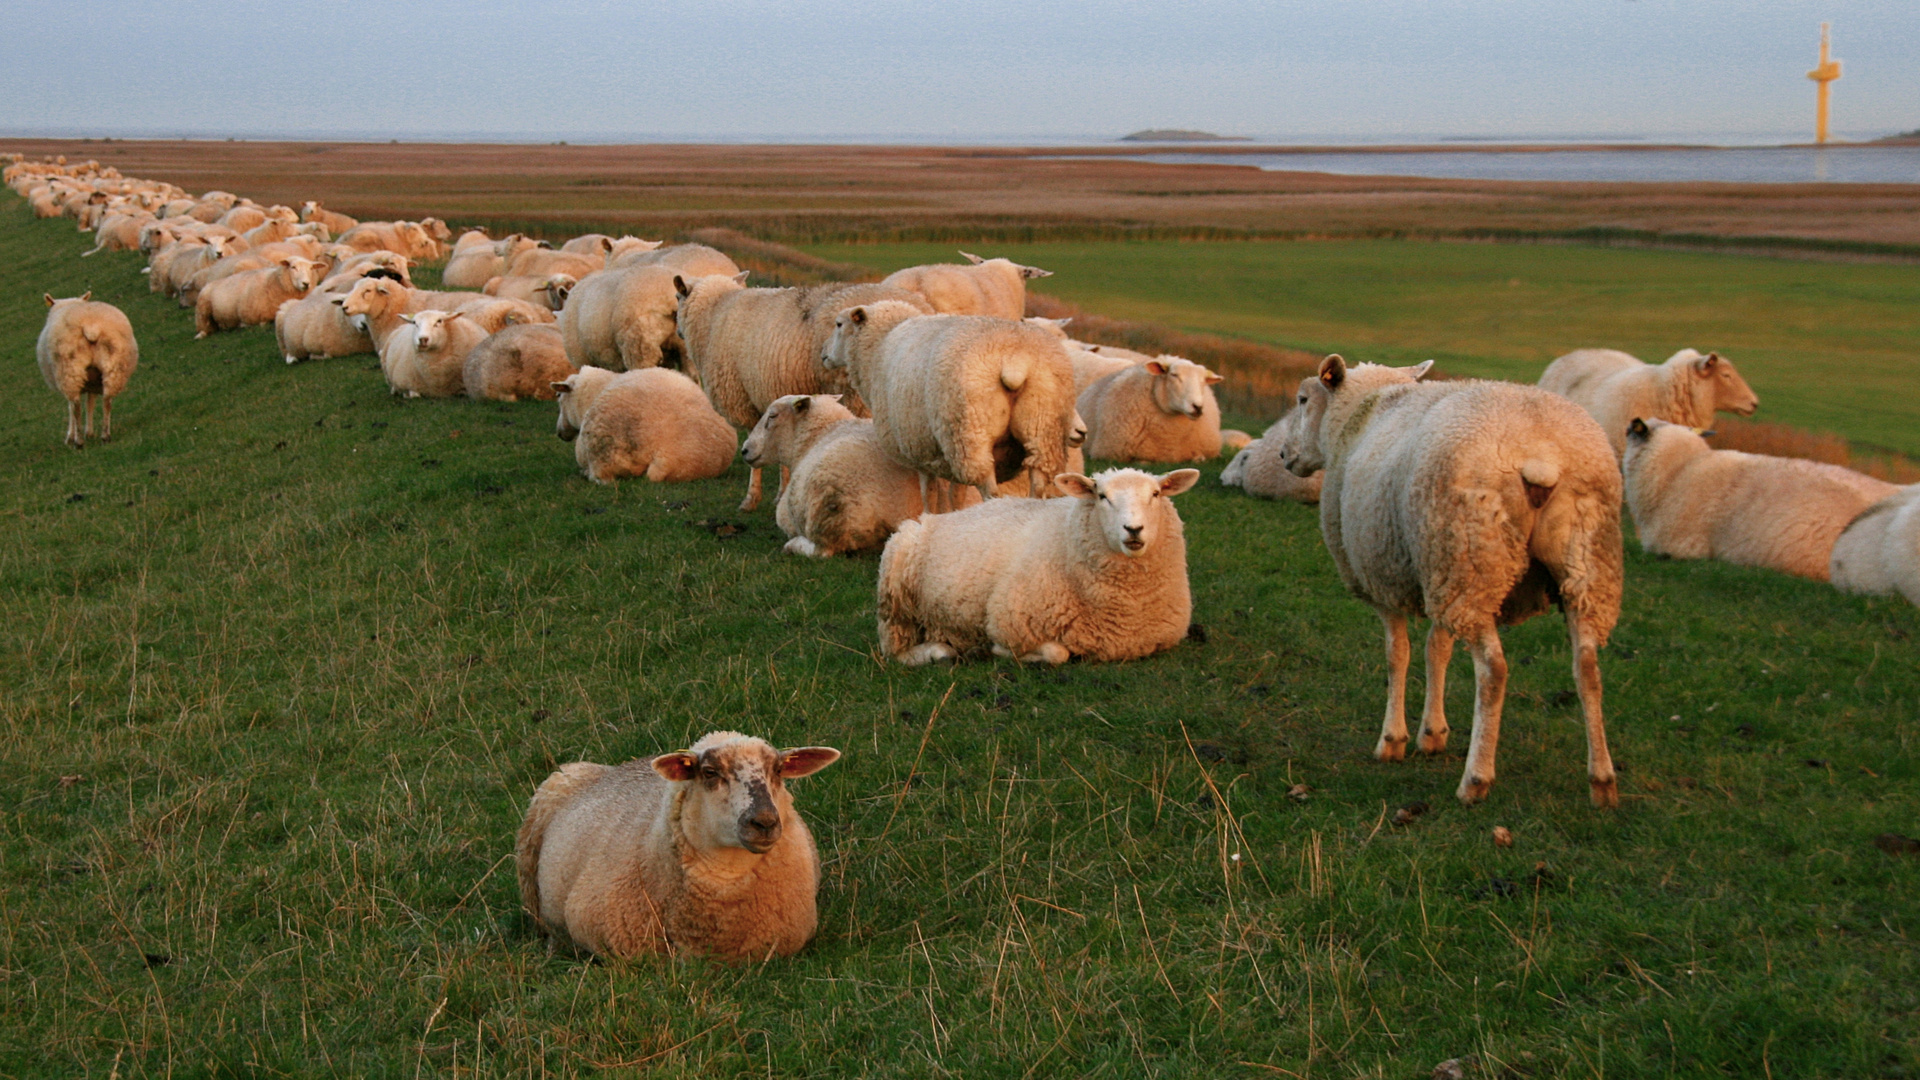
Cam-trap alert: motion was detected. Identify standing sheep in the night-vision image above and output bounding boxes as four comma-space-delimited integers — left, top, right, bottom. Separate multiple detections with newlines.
877, 467, 1200, 665
1622, 417, 1896, 581
559, 264, 684, 371
1831, 486, 1920, 607
38, 292, 137, 449
1220, 409, 1324, 503
1078, 356, 1225, 463
516, 731, 841, 960
742, 394, 927, 557
553, 367, 738, 484
463, 323, 574, 401
1540, 347, 1760, 456
1279, 356, 1625, 807
821, 302, 1078, 508
881, 252, 1053, 320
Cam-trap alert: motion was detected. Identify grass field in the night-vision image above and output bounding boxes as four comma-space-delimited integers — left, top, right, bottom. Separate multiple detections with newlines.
809, 240, 1920, 457
4, 202, 1920, 1078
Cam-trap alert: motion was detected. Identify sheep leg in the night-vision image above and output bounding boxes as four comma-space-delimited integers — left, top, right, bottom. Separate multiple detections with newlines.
918, 474, 934, 516
975, 481, 998, 503
740, 465, 763, 512
1569, 613, 1618, 808
99, 396, 113, 442
1375, 613, 1411, 762
1456, 626, 1509, 805
1416, 624, 1454, 753
84, 395, 97, 440
65, 399, 84, 449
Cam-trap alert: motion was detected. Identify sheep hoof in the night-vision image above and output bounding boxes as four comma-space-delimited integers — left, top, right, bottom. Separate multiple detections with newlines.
284, 354, 299, 365
1374, 737, 1408, 763
1456, 776, 1493, 805
783, 536, 821, 558
1019, 642, 1070, 665
1589, 776, 1619, 809
898, 642, 958, 666
1416, 729, 1449, 754
739, 496, 761, 512
193, 331, 207, 340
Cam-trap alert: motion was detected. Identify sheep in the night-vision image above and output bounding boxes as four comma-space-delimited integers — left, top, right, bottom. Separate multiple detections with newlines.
336, 220, 436, 258
38, 292, 137, 449
482, 272, 576, 312
1067, 344, 1139, 395
877, 467, 1199, 665
195, 256, 325, 338
217, 203, 268, 232
559, 264, 683, 372
550, 366, 738, 484
337, 278, 487, 349
445, 234, 545, 289
505, 248, 604, 280
1278, 355, 1625, 807
1621, 417, 1896, 581
299, 201, 358, 235
274, 265, 406, 363
515, 730, 840, 960
560, 233, 614, 255
1831, 486, 1920, 606
1539, 348, 1759, 456
323, 250, 413, 289
379, 309, 490, 398
452, 296, 556, 333
880, 251, 1053, 320
157, 236, 237, 298
81, 209, 155, 256
1078, 356, 1224, 463
674, 273, 933, 511
1220, 409, 1324, 503
463, 323, 574, 401
821, 301, 1078, 508
742, 394, 926, 557
607, 242, 736, 276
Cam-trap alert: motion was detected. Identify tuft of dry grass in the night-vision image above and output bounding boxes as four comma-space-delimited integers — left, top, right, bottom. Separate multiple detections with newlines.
1707, 416, 1920, 483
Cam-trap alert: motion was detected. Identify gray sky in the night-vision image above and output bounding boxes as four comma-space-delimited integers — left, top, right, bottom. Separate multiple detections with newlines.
3, 1, 1914, 142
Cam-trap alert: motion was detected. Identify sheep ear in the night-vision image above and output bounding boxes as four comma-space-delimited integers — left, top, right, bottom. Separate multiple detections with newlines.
1627, 417, 1650, 440
1159, 469, 1201, 496
551, 382, 571, 395
794, 396, 811, 413
1318, 354, 1347, 390
1055, 473, 1096, 498
398, 313, 414, 323
673, 274, 691, 298
1145, 360, 1169, 375
44, 293, 56, 307
1018, 264, 1053, 279
777, 747, 841, 778
652, 752, 700, 782
849, 307, 867, 325
1694, 352, 1719, 375
1204, 371, 1223, 385
731, 270, 750, 284
959, 251, 985, 264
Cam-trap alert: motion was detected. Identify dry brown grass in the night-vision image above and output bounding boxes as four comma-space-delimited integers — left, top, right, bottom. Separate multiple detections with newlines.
1707, 416, 1920, 483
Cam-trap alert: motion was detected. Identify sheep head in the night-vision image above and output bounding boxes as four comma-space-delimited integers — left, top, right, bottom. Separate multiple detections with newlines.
408, 309, 459, 352
1279, 355, 1433, 477
1693, 351, 1758, 417
279, 257, 323, 293
742, 394, 850, 469
542, 274, 577, 310
551, 366, 618, 442
651, 732, 840, 855
1056, 468, 1200, 558
1143, 356, 1221, 419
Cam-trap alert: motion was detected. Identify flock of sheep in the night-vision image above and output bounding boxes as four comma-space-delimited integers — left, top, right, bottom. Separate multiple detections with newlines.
13, 153, 1918, 963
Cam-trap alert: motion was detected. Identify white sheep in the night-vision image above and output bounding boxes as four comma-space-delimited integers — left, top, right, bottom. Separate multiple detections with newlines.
1078, 355, 1224, 463
1831, 486, 1920, 607
1066, 344, 1139, 395
516, 730, 840, 960
337, 278, 488, 350
877, 467, 1200, 665
38, 292, 137, 449
299, 201, 358, 235
195, 256, 325, 338
880, 251, 1052, 320
445, 234, 544, 289
482, 272, 575, 312
742, 394, 927, 557
822, 301, 1078, 508
274, 267, 398, 363
1279, 355, 1625, 807
608, 242, 738, 276
463, 323, 575, 401
380, 310, 489, 398
1622, 417, 1897, 581
505, 247, 603, 280
1540, 347, 1760, 455
559, 264, 683, 371
1220, 409, 1323, 502
452, 296, 555, 334
552, 367, 739, 484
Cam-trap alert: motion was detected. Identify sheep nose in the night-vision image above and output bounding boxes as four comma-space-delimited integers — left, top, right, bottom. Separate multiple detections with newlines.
1125, 525, 1143, 538
1189, 405, 1204, 418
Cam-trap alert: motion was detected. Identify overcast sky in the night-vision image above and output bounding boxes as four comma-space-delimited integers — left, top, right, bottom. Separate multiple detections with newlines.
2, 1, 1914, 142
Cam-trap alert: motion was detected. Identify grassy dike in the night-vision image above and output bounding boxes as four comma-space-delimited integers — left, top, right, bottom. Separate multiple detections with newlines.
2, 203, 1917, 1077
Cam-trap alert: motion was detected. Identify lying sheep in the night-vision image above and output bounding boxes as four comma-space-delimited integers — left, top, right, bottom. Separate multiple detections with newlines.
1622, 417, 1896, 581
463, 323, 574, 401
445, 234, 544, 289
560, 233, 615, 255
337, 278, 487, 350
453, 296, 555, 333
336, 220, 435, 258
877, 467, 1200, 665
743, 394, 926, 557
299, 201, 358, 235
505, 248, 603, 280
1831, 486, 1920, 607
195, 256, 325, 338
81, 209, 155, 256
322, 250, 412, 290
1078, 356, 1224, 463
516, 731, 840, 960
822, 302, 1078, 507
608, 242, 738, 277
38, 292, 137, 449
1220, 409, 1323, 502
1067, 344, 1138, 395
381, 310, 489, 398
1540, 348, 1759, 456
1279, 356, 1625, 807
274, 271, 385, 363
560, 264, 682, 371
217, 203, 268, 232
881, 251, 1052, 320
483, 272, 575, 312
675, 273, 932, 510
553, 367, 739, 484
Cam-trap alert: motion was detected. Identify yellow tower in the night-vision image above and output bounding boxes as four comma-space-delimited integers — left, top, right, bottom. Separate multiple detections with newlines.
1807, 22, 1842, 145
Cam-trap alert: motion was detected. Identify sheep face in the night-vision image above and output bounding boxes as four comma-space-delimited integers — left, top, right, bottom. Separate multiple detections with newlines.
542, 274, 577, 310
742, 394, 809, 468
338, 277, 401, 332
550, 367, 615, 442
281, 258, 323, 294
1695, 352, 1759, 416
1068, 409, 1088, 449
650, 733, 841, 855
1144, 357, 1222, 419
1056, 468, 1200, 557
408, 310, 458, 352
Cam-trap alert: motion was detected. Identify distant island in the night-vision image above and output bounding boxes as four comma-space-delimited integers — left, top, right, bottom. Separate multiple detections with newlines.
1875, 128, 1920, 145
1119, 129, 1251, 143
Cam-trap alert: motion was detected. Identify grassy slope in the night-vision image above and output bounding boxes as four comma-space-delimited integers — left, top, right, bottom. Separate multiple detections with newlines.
808, 240, 1920, 456
2, 205, 1917, 1079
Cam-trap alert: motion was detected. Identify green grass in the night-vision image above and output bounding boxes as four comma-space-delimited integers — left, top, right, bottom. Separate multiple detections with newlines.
4, 205, 1919, 1078
807, 240, 1920, 456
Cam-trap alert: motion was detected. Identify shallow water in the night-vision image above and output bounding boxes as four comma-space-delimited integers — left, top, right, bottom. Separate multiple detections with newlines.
1122, 146, 1920, 185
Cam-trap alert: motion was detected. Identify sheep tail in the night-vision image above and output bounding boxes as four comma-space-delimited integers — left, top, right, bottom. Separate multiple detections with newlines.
82, 324, 102, 345
515, 762, 609, 932
999, 353, 1030, 393
1520, 459, 1559, 509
